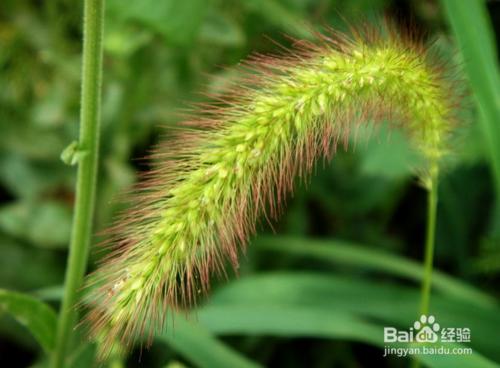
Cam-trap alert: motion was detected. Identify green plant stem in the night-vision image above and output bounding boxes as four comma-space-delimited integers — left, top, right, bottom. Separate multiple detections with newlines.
419, 175, 438, 317
412, 173, 439, 368
51, 0, 105, 367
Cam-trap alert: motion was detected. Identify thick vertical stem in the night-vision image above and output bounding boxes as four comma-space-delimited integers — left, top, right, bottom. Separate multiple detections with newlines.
51, 1, 105, 367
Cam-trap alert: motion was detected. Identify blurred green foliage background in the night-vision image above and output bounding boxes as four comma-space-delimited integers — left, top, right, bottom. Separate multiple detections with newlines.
0, 0, 499, 367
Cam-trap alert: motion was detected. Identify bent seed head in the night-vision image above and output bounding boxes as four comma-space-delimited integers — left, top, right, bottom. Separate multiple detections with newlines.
84, 21, 461, 358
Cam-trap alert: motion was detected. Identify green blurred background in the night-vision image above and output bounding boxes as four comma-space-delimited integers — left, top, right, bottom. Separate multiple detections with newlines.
1, 0, 500, 367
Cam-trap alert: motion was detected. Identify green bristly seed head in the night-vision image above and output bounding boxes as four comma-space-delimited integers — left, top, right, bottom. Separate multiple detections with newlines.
85, 24, 460, 356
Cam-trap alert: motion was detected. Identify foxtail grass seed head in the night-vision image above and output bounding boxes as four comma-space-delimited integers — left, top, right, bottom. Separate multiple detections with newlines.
84, 22, 461, 356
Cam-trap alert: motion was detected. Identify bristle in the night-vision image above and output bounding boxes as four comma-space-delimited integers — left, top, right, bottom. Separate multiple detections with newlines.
83, 21, 461, 358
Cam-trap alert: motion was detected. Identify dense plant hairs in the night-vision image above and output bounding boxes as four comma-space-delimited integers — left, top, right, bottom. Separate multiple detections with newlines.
84, 22, 461, 356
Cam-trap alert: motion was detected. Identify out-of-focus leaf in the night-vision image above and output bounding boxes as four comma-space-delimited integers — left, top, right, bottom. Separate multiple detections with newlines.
0, 200, 72, 248
164, 361, 188, 368
103, 156, 136, 192
253, 236, 496, 307
199, 304, 380, 344
30, 81, 67, 128
0, 238, 64, 290
66, 342, 97, 368
474, 236, 500, 274
241, 0, 313, 39
355, 124, 422, 180
199, 8, 245, 47
0, 118, 70, 160
104, 24, 152, 57
158, 315, 261, 368
441, 0, 500, 196
32, 285, 64, 302
0, 154, 73, 199
107, 0, 206, 45
196, 303, 497, 368
0, 289, 57, 353
304, 154, 405, 217
437, 165, 493, 274
200, 273, 500, 367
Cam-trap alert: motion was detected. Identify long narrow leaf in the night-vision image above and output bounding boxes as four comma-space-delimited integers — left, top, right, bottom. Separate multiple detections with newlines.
196, 304, 498, 368
253, 235, 496, 307
441, 0, 500, 194
208, 273, 500, 362
158, 315, 262, 368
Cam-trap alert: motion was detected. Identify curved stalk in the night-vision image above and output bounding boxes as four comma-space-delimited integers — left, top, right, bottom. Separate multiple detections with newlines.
51, 0, 105, 367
